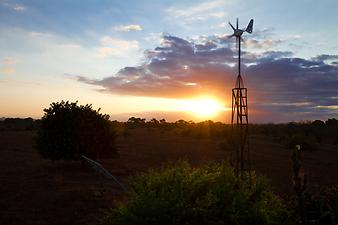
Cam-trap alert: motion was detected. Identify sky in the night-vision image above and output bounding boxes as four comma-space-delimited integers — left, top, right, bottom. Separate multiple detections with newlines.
0, 0, 338, 123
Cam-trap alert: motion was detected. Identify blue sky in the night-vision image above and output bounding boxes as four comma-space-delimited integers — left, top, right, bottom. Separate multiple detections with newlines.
0, 0, 338, 122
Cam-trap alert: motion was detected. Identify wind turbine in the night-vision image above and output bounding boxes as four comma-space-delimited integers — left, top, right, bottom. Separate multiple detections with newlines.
229, 18, 253, 38
228, 18, 253, 178
228, 18, 254, 86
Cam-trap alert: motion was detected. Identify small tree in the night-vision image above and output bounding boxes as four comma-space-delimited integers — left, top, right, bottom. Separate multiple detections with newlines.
36, 101, 117, 160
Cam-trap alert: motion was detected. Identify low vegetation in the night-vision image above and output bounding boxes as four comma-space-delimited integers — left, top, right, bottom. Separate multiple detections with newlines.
101, 161, 291, 225
3, 114, 337, 150
251, 119, 338, 149
112, 117, 338, 150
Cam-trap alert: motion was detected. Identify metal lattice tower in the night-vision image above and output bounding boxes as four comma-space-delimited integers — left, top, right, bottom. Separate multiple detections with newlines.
229, 18, 253, 177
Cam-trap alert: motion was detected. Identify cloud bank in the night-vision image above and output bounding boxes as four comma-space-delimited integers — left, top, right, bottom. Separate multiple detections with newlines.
76, 34, 338, 122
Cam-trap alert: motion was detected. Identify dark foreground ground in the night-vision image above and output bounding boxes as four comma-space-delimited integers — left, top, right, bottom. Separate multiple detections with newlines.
1, 129, 337, 225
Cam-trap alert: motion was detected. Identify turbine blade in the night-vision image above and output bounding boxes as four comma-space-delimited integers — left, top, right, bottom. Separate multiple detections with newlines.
246, 19, 254, 33
236, 18, 238, 29
229, 22, 235, 31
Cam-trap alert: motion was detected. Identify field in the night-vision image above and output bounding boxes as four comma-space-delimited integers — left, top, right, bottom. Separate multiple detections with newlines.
1, 129, 337, 225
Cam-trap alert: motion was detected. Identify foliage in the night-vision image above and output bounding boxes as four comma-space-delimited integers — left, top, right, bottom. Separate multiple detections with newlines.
107, 117, 337, 150
101, 161, 291, 225
36, 101, 117, 160
121, 118, 338, 147
288, 145, 337, 225
0, 117, 39, 131
285, 185, 338, 225
126, 117, 146, 129
303, 185, 338, 225
251, 119, 338, 147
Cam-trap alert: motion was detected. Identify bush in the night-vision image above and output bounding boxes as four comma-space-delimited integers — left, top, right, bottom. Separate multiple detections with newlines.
36, 101, 117, 160
101, 161, 291, 225
303, 185, 338, 225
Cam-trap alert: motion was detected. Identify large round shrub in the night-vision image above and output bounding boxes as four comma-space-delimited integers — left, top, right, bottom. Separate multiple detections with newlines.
36, 101, 117, 160
101, 161, 291, 225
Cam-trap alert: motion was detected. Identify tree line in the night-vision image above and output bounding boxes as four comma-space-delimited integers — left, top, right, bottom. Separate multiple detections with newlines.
2, 101, 337, 161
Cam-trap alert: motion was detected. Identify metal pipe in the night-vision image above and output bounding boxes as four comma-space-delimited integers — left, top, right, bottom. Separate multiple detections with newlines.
81, 155, 127, 192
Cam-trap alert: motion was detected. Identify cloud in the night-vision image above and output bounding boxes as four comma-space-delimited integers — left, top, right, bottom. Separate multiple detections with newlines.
96, 36, 139, 58
252, 27, 275, 39
0, 27, 142, 83
1, 57, 19, 75
13, 3, 25, 11
114, 24, 143, 32
168, 0, 225, 17
76, 34, 338, 122
244, 39, 282, 49
3, 57, 19, 65
245, 56, 338, 121
0, 67, 16, 74
167, 0, 227, 22
78, 34, 236, 99
1, 1, 26, 11
144, 32, 164, 43
312, 54, 338, 63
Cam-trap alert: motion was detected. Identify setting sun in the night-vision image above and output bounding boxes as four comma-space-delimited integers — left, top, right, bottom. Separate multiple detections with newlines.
181, 98, 225, 118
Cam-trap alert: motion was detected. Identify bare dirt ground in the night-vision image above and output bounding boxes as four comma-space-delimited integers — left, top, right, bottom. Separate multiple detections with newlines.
0, 131, 123, 225
1, 129, 337, 225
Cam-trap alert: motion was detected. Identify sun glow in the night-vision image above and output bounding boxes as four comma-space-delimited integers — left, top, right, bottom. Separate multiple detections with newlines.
181, 98, 226, 118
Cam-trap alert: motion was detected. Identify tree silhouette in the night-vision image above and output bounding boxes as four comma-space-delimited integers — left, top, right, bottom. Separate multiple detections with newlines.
159, 118, 166, 124
36, 101, 117, 160
126, 117, 146, 128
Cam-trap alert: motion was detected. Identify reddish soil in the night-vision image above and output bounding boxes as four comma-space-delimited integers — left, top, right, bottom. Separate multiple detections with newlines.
0, 131, 123, 225
1, 129, 337, 224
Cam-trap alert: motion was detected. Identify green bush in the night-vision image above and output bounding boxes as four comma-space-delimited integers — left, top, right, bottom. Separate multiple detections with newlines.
101, 161, 291, 225
36, 101, 117, 160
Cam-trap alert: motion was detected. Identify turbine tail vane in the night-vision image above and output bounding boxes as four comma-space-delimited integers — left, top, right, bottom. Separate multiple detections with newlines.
246, 19, 254, 33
